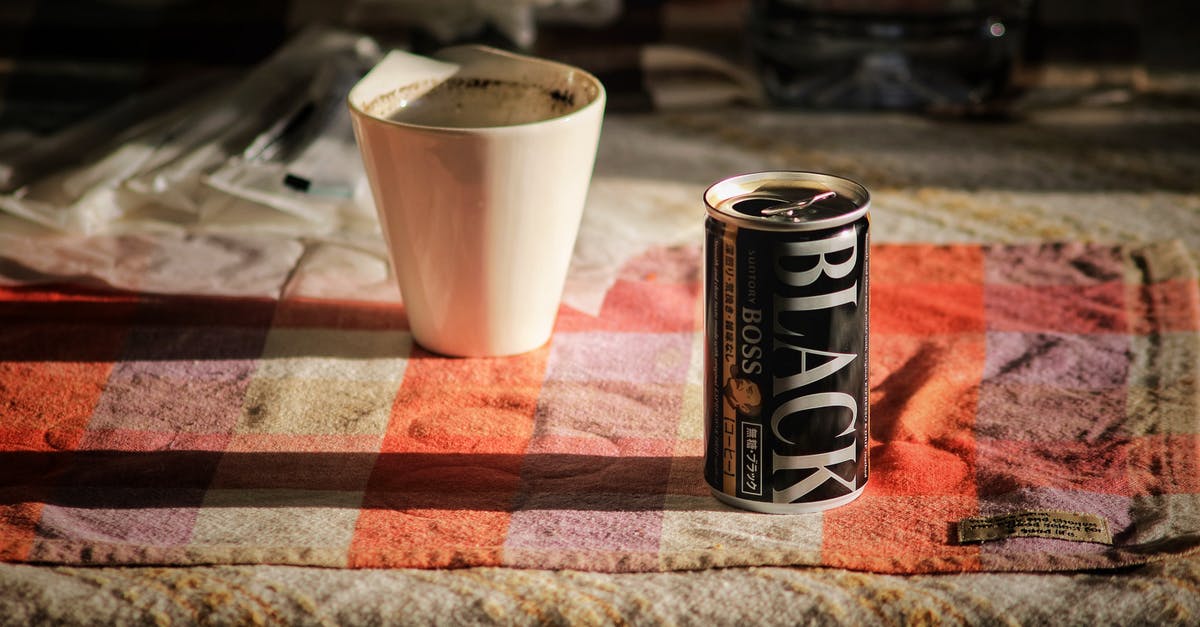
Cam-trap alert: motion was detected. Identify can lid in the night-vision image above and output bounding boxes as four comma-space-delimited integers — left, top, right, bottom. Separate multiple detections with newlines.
705, 172, 869, 232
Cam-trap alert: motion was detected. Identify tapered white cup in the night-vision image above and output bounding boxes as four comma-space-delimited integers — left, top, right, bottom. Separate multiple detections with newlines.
348, 46, 605, 356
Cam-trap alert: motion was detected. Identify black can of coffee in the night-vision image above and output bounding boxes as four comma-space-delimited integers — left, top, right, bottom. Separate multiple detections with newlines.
703, 171, 870, 513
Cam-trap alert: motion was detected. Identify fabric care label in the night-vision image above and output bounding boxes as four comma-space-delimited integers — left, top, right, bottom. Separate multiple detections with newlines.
957, 511, 1114, 545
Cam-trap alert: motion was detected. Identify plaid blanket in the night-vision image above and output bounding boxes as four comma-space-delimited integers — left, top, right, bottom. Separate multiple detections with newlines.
1, 241, 1197, 574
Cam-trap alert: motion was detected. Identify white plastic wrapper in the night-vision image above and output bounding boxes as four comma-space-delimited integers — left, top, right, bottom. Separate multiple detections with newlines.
0, 226, 304, 298
203, 48, 376, 226
0, 30, 385, 300
123, 31, 381, 217
0, 73, 227, 194
0, 105, 193, 233
281, 242, 399, 303
561, 176, 703, 315
0, 30, 380, 236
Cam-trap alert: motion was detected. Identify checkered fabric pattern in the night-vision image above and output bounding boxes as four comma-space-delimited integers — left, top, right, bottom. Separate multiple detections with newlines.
1, 241, 1197, 574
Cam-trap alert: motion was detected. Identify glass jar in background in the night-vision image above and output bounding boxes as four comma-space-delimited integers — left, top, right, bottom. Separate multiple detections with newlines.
750, 0, 1032, 112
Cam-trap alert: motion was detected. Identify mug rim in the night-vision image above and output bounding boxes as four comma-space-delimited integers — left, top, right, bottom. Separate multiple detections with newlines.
347, 44, 606, 134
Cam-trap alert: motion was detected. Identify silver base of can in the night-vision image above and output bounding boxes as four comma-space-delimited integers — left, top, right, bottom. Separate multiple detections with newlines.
710, 486, 866, 514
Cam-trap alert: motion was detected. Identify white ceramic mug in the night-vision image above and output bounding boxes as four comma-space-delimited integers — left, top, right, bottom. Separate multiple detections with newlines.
348, 46, 605, 357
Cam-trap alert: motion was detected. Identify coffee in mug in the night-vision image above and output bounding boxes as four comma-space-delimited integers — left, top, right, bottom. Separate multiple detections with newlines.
370, 78, 583, 128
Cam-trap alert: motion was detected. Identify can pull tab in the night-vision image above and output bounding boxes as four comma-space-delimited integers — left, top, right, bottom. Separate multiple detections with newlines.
727, 189, 839, 222
759, 190, 837, 218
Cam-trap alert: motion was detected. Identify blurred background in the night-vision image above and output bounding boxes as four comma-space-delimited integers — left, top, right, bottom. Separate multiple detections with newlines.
0, 0, 1196, 134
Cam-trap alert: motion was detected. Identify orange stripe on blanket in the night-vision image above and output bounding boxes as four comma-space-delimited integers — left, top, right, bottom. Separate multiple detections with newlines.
0, 302, 132, 561
871, 244, 985, 285
556, 279, 701, 334
1130, 280, 1200, 334
348, 345, 549, 568
869, 331, 986, 497
822, 494, 982, 573
1127, 435, 1200, 495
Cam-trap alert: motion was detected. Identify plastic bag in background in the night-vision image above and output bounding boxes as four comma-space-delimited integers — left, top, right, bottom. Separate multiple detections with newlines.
0, 93, 203, 233
122, 30, 381, 217
0, 29, 388, 301
203, 43, 379, 228
0, 71, 228, 194
0, 29, 379, 235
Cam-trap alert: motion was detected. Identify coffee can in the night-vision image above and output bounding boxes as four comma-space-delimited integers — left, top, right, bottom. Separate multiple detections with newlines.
703, 171, 870, 514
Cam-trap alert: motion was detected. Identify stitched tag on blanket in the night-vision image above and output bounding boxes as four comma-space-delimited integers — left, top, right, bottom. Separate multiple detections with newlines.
958, 511, 1113, 545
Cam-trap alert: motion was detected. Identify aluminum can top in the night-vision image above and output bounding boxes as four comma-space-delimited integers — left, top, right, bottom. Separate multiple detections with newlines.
704, 171, 870, 232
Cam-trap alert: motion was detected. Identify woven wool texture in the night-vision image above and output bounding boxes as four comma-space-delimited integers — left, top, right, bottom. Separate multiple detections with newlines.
1, 241, 1197, 574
